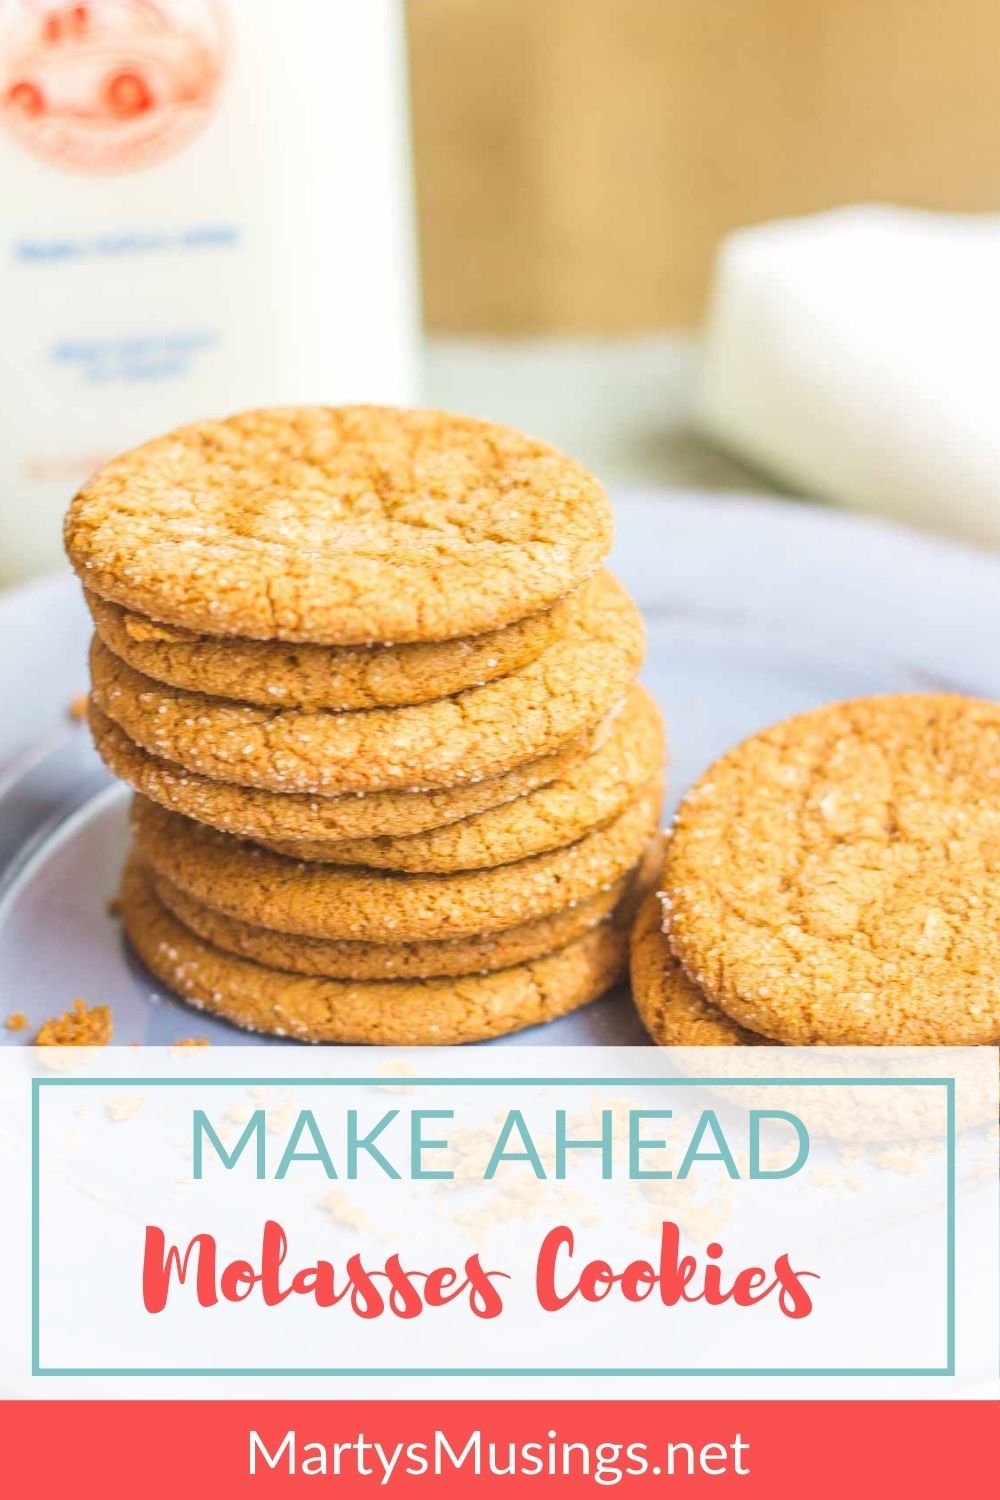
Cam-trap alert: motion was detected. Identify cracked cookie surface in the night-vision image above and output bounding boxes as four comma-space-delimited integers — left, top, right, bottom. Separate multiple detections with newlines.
89, 705, 602, 843
151, 866, 633, 980
120, 859, 629, 1044
66, 405, 613, 645
131, 781, 662, 943
258, 685, 664, 871
89, 571, 643, 795
87, 587, 574, 711
629, 894, 762, 1046
663, 694, 1000, 1046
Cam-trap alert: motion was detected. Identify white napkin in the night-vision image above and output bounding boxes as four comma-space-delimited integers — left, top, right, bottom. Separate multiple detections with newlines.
697, 206, 1000, 547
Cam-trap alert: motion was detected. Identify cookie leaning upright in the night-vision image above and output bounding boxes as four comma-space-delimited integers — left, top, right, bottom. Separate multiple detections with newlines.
68, 404, 665, 1045
65, 405, 613, 643
658, 693, 1000, 1047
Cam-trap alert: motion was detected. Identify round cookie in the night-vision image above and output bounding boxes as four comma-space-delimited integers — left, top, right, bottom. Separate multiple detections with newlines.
150, 831, 664, 982
89, 571, 643, 795
66, 405, 613, 645
89, 705, 604, 843
153, 867, 633, 980
259, 685, 664, 871
663, 694, 1000, 1047
628, 897, 976, 1146
120, 860, 629, 1045
130, 780, 663, 943
87, 587, 574, 711
629, 894, 763, 1047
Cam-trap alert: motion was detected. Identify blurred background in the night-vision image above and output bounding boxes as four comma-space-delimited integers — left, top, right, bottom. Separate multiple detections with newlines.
410, 0, 999, 333
1, 0, 998, 586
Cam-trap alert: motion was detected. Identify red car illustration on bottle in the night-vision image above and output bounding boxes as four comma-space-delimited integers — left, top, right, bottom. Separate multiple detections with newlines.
0, 0, 227, 172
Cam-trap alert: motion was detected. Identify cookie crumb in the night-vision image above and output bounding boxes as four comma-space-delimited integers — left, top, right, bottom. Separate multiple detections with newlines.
173, 1037, 210, 1047
36, 997, 112, 1047
106, 1097, 144, 1123
4, 1012, 29, 1033
319, 1188, 377, 1234
67, 693, 89, 722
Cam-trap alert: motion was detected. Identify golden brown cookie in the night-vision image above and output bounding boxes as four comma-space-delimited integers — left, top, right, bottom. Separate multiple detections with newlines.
152, 867, 630, 979
120, 860, 629, 1045
66, 405, 613, 645
663, 694, 1000, 1046
131, 780, 663, 943
89, 705, 604, 844
629, 894, 763, 1046
628, 899, 981, 1146
258, 685, 664, 871
89, 571, 643, 795
150, 830, 663, 982
87, 587, 574, 711
88, 572, 640, 797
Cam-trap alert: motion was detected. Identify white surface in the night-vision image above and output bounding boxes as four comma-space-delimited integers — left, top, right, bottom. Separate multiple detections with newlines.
698, 206, 1000, 547
12, 1048, 992, 1399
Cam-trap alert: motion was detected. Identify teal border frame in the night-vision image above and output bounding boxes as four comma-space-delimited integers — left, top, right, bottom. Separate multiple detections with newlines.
31, 1074, 956, 1379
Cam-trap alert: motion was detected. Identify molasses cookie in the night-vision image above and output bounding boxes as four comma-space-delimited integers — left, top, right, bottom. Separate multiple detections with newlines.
66, 405, 613, 645
120, 860, 629, 1045
663, 694, 1000, 1046
258, 685, 664, 871
152, 867, 634, 980
130, 780, 663, 944
89, 571, 643, 795
629, 894, 763, 1046
149, 830, 663, 982
89, 705, 604, 844
86, 586, 574, 710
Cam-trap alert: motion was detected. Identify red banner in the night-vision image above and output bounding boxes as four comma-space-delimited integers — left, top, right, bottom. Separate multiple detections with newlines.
0, 1400, 993, 1497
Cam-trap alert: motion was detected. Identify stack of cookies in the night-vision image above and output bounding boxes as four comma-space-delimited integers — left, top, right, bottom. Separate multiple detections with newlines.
631, 694, 1000, 1049
65, 405, 665, 1044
